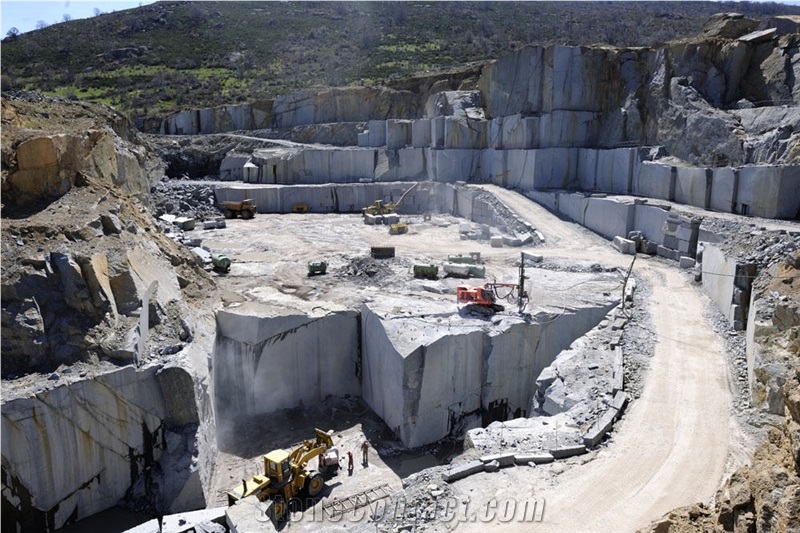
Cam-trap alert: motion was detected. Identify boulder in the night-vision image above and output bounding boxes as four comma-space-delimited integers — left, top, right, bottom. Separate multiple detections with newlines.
78, 253, 118, 316
612, 236, 637, 255
701, 13, 759, 39
51, 252, 95, 315
6, 129, 155, 204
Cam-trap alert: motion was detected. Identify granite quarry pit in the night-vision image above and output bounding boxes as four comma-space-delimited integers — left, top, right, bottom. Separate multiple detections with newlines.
3, 12, 800, 533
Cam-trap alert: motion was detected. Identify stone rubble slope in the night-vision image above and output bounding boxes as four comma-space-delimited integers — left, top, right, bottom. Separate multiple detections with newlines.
1, 95, 221, 529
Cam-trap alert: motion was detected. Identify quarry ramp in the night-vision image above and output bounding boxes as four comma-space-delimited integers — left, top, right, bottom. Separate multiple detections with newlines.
455, 186, 734, 532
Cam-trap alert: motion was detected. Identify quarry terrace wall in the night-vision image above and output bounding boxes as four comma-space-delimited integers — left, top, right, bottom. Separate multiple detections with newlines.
221, 143, 800, 221
210, 38, 800, 221
214, 181, 698, 263
212, 291, 619, 449
213, 304, 360, 428
1, 364, 213, 531
213, 181, 536, 240
361, 299, 619, 447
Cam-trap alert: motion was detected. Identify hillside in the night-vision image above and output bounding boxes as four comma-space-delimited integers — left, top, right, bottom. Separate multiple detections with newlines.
3, 1, 800, 124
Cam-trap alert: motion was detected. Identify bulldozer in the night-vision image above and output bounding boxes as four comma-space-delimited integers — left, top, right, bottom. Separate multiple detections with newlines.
226, 428, 338, 520
389, 222, 408, 235
362, 182, 418, 217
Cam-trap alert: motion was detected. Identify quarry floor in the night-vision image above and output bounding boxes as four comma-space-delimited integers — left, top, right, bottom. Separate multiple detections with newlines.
196, 185, 742, 532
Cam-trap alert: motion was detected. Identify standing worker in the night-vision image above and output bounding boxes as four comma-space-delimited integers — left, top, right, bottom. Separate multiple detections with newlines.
361, 441, 369, 466
347, 451, 354, 475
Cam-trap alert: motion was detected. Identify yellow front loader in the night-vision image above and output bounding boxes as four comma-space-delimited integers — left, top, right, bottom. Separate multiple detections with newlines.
226, 428, 338, 520
362, 182, 419, 216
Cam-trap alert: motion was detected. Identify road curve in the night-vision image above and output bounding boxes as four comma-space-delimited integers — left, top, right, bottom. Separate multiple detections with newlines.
463, 185, 733, 532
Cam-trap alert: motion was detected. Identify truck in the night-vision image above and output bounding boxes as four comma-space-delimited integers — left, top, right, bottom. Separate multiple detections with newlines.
218, 199, 257, 219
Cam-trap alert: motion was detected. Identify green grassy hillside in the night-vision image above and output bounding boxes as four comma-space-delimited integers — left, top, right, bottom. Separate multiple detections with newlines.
3, 1, 798, 122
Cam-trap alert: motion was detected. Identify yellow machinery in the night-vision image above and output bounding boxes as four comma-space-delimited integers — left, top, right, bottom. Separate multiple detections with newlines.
218, 199, 257, 219
291, 203, 309, 213
226, 428, 338, 520
389, 222, 408, 235
362, 182, 418, 216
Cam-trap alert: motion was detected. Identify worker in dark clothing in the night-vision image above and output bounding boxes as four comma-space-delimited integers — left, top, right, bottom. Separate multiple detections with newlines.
361, 441, 369, 466
347, 450, 354, 475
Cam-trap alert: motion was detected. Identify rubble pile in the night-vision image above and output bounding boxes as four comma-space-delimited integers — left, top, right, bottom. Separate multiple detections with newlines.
472, 188, 536, 237
150, 178, 221, 221
723, 227, 800, 270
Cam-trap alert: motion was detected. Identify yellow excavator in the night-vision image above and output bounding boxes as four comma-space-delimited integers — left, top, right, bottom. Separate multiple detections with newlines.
226, 428, 338, 520
362, 182, 418, 216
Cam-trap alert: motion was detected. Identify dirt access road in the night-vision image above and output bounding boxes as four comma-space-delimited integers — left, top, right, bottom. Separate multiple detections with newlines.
453, 185, 736, 532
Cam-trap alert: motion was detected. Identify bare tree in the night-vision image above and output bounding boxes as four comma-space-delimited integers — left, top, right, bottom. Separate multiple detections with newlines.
5, 27, 19, 39
62, 13, 72, 22
93, 7, 103, 17
35, 20, 49, 30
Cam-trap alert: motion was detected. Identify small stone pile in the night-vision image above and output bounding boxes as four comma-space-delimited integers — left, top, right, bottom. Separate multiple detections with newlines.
734, 229, 800, 270
150, 178, 221, 222
3, 90, 78, 105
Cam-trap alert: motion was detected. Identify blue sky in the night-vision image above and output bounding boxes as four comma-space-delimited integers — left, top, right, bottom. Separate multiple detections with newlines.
1, 0, 156, 36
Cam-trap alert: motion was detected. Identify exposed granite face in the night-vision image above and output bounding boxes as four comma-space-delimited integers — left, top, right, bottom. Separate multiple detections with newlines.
212, 305, 361, 435
153, 18, 799, 168
1, 364, 211, 531
361, 275, 620, 448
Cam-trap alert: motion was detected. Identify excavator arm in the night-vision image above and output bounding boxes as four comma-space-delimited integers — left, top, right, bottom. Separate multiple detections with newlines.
392, 182, 419, 210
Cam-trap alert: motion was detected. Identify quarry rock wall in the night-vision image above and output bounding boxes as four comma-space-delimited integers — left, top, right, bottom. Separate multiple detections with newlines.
158, 101, 274, 135
157, 86, 422, 135
701, 244, 742, 328
224, 139, 800, 220
206, 35, 799, 220
1, 364, 211, 531
2, 98, 220, 532
210, 282, 618, 450
360, 297, 618, 448
213, 181, 531, 239
4, 129, 162, 204
213, 181, 448, 215
212, 304, 361, 425
697, 240, 798, 419
473, 37, 799, 163
525, 190, 701, 261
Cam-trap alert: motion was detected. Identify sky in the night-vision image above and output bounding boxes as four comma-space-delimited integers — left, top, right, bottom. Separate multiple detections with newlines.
1, 0, 156, 36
